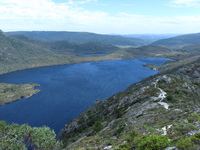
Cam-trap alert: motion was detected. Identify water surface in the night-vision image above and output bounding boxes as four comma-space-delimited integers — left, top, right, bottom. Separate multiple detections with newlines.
0, 58, 169, 133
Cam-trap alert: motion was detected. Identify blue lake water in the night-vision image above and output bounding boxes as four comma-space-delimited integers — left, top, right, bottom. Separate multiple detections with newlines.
0, 58, 170, 133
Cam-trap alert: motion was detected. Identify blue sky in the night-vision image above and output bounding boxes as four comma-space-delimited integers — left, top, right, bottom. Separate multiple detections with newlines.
1, 0, 200, 34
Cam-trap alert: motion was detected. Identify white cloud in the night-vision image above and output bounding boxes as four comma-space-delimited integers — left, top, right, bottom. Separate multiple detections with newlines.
1, 0, 200, 34
169, 0, 200, 7
66, 0, 97, 5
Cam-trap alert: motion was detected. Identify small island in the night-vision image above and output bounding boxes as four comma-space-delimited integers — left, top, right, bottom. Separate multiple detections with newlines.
0, 83, 40, 105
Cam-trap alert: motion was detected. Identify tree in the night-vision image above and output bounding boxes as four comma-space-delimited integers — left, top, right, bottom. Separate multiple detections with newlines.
0, 121, 62, 150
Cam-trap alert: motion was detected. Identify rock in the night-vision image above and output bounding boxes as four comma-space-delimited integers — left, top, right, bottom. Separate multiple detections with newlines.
160, 75, 172, 83
104, 145, 112, 149
110, 136, 117, 140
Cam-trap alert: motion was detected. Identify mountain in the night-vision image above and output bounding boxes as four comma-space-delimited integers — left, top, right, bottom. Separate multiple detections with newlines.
0, 30, 123, 75
1, 29, 200, 149
0, 30, 70, 75
122, 34, 181, 43
122, 45, 172, 58
58, 56, 200, 150
10, 34, 119, 55
6, 31, 148, 47
151, 33, 200, 48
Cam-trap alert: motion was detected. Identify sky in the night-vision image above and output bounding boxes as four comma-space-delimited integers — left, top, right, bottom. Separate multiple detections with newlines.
1, 0, 200, 34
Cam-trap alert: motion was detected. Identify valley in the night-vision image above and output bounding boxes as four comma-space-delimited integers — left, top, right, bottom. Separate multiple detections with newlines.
0, 29, 200, 150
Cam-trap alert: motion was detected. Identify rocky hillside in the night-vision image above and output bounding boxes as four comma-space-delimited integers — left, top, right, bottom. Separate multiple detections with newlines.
58, 57, 200, 150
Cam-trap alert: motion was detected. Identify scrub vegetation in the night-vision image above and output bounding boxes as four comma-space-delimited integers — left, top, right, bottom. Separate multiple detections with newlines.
0, 29, 200, 149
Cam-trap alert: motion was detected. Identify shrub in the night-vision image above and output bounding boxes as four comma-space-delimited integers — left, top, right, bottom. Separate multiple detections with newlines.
92, 121, 104, 132
114, 106, 124, 118
191, 132, 200, 145
176, 132, 200, 150
166, 95, 174, 101
133, 134, 171, 150
177, 138, 194, 150
115, 126, 126, 135
172, 123, 197, 135
0, 121, 63, 150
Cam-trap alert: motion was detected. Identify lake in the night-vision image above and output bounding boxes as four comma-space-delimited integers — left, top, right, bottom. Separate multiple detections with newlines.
0, 58, 170, 133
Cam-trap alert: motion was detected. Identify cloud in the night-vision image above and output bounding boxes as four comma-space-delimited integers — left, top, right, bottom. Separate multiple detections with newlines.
67, 0, 97, 5
1, 0, 200, 34
169, 0, 200, 7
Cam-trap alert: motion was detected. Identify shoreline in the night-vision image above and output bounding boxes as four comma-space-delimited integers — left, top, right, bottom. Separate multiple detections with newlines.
0, 83, 40, 106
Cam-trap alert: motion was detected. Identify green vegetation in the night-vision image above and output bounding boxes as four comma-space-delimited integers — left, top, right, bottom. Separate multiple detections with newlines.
7, 31, 148, 46
133, 134, 171, 150
152, 32, 200, 48
58, 57, 200, 149
92, 121, 104, 132
1, 29, 200, 149
0, 121, 62, 150
0, 83, 40, 105
117, 130, 171, 150
176, 133, 200, 150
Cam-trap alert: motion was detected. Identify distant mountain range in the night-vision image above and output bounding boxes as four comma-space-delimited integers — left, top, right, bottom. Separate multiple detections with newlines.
0, 31, 127, 75
121, 34, 182, 42
2, 29, 200, 74
1, 29, 200, 75
1, 29, 200, 149
151, 33, 200, 48
7, 31, 148, 47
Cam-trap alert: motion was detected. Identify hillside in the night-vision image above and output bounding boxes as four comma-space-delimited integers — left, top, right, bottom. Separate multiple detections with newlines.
10, 34, 119, 55
0, 30, 71, 75
58, 56, 200, 150
6, 31, 148, 47
151, 33, 200, 48
1, 29, 200, 149
0, 30, 124, 75
1, 30, 179, 75
122, 34, 181, 43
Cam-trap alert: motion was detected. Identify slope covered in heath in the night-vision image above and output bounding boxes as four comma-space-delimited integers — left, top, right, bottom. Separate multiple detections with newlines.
0, 30, 70, 75
151, 33, 200, 48
10, 34, 119, 55
7, 31, 148, 47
